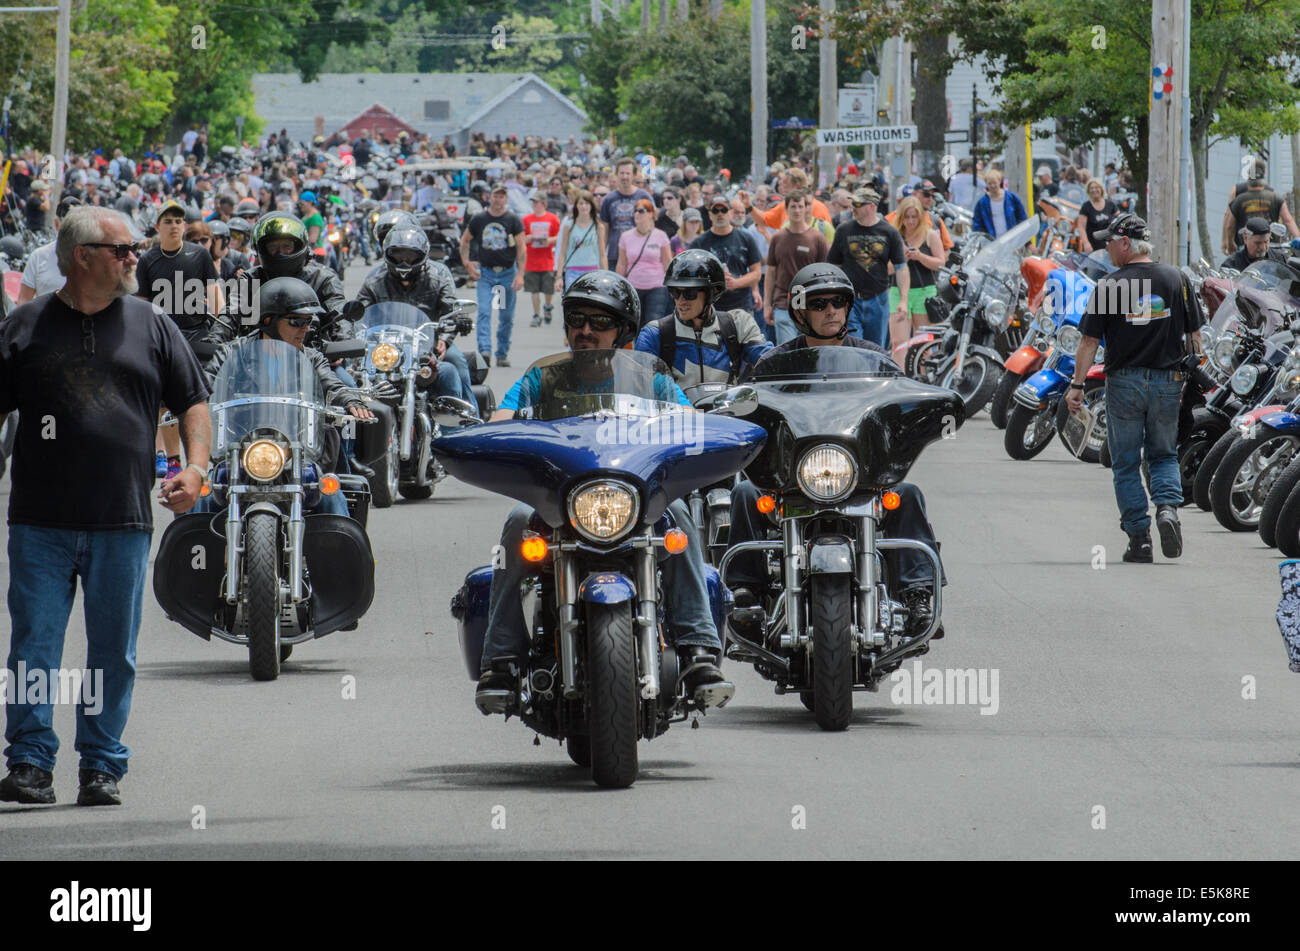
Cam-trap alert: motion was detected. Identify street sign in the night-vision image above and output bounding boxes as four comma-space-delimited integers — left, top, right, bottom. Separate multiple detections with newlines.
816, 125, 917, 147
838, 88, 874, 127
943, 130, 969, 143
771, 117, 816, 130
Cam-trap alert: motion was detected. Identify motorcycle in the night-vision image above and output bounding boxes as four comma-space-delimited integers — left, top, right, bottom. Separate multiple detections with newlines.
153, 337, 377, 681
440, 350, 767, 788
716, 346, 960, 731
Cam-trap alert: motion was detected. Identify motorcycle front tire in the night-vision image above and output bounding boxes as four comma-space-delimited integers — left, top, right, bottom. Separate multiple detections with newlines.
988, 370, 1024, 430
1004, 402, 1057, 460
1179, 411, 1228, 505
585, 601, 639, 788
245, 512, 282, 682
809, 574, 854, 732
1210, 427, 1298, 532
1193, 430, 1239, 512
1260, 456, 1300, 548
1273, 479, 1300, 557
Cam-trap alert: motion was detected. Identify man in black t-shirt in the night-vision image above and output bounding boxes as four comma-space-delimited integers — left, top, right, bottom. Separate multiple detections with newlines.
459, 184, 525, 366
689, 198, 762, 315
0, 206, 211, 808
826, 188, 909, 348
1068, 213, 1204, 563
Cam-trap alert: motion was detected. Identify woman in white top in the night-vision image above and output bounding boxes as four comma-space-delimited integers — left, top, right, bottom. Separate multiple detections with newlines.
552, 190, 607, 294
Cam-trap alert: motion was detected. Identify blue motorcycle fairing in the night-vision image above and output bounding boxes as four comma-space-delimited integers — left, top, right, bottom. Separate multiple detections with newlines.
1257, 411, 1300, 432
1043, 268, 1096, 324
578, 572, 637, 604
1017, 363, 1074, 406
432, 415, 767, 529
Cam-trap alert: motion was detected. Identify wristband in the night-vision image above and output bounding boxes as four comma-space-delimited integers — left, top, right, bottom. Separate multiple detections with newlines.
1068, 382, 1084, 390
186, 463, 209, 485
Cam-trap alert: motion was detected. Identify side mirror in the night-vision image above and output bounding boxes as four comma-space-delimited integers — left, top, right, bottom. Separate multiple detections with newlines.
454, 298, 476, 310
431, 395, 480, 426
322, 338, 365, 359
701, 385, 758, 417
342, 299, 364, 322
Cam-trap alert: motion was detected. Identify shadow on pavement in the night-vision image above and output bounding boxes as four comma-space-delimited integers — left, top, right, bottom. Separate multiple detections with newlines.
702, 703, 916, 732
136, 660, 349, 681
373, 759, 709, 793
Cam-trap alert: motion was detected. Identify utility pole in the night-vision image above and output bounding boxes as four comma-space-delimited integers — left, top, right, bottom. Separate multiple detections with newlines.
817, 0, 836, 189
1148, 0, 1185, 263
50, 0, 70, 207
750, 0, 766, 188
895, 33, 911, 199
1178, 0, 1192, 265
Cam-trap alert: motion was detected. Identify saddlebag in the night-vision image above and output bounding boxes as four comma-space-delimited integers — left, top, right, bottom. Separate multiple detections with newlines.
450, 565, 494, 681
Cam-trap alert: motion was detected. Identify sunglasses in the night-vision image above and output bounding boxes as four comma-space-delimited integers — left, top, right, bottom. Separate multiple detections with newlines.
82, 242, 140, 260
667, 286, 703, 301
634, 207, 653, 214
709, 206, 730, 214
194, 237, 212, 245
279, 315, 315, 327
563, 311, 619, 332
805, 295, 852, 312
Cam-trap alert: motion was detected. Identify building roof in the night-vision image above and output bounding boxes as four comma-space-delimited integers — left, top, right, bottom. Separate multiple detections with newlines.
252, 72, 587, 141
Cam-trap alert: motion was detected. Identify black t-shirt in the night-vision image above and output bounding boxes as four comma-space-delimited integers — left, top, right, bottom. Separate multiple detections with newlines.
466, 211, 524, 269
1078, 198, 1118, 249
0, 294, 210, 531
764, 334, 891, 359
1229, 188, 1285, 240
135, 242, 220, 329
826, 219, 906, 299
655, 211, 679, 240
1079, 261, 1203, 373
24, 194, 47, 231
689, 228, 761, 311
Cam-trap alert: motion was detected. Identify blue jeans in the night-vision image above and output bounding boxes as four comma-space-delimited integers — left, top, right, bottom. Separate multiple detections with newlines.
442, 343, 476, 407
475, 265, 517, 359
635, 285, 672, 329
5, 526, 152, 779
848, 291, 890, 347
1105, 367, 1183, 534
481, 499, 720, 670
772, 307, 798, 345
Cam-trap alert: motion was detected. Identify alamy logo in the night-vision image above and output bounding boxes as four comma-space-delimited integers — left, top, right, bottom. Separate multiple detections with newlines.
49, 882, 151, 931
889, 660, 999, 715
1, 663, 103, 715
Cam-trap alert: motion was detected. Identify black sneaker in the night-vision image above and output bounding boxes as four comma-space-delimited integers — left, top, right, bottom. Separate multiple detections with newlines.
1156, 504, 1183, 558
529, 315, 542, 328
543, 305, 553, 325
1123, 531, 1154, 563
496, 356, 510, 368
679, 647, 734, 708
901, 586, 943, 639
0, 763, 55, 805
76, 769, 121, 807
475, 657, 520, 716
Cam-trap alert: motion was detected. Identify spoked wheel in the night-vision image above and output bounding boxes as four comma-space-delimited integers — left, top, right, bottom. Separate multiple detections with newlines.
1179, 413, 1228, 504
808, 574, 854, 732
904, 336, 948, 383
1273, 479, 1300, 557
1004, 402, 1057, 460
1210, 427, 1300, 532
1259, 456, 1300, 548
1054, 379, 1107, 463
940, 353, 1001, 417
245, 512, 282, 682
585, 601, 639, 788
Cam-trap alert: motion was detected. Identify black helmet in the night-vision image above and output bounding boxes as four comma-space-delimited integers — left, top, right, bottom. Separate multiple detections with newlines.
383, 226, 429, 281
0, 235, 24, 259
208, 219, 230, 240
257, 276, 325, 337
561, 270, 641, 347
665, 249, 726, 321
252, 213, 309, 278
787, 263, 855, 340
372, 208, 417, 247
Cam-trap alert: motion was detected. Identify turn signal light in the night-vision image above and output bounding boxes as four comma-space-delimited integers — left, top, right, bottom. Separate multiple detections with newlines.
950, 274, 960, 286
663, 528, 688, 554
321, 475, 341, 495
882, 491, 901, 511
756, 494, 776, 514
521, 534, 548, 562
200, 484, 211, 497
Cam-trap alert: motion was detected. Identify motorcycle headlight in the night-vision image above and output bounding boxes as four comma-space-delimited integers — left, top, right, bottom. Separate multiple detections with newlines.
242, 439, 286, 482
1035, 313, 1055, 334
1276, 370, 1300, 399
1213, 336, 1238, 371
984, 299, 1010, 330
1199, 325, 1217, 350
371, 342, 402, 372
567, 480, 639, 543
1056, 324, 1082, 356
1229, 363, 1259, 396
797, 444, 857, 503
1095, 344, 1106, 364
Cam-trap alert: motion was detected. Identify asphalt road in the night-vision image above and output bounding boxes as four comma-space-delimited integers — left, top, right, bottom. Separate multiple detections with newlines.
3, 268, 1300, 860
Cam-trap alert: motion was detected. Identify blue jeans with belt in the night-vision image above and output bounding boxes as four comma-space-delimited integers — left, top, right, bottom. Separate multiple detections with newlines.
848, 291, 890, 347
5, 526, 153, 780
1105, 366, 1183, 534
474, 265, 517, 359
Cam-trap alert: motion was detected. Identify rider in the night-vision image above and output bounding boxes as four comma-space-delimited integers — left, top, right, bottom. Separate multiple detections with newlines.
634, 248, 771, 387
1221, 216, 1290, 271
724, 262, 947, 638
194, 277, 375, 518
354, 225, 479, 411
475, 271, 734, 714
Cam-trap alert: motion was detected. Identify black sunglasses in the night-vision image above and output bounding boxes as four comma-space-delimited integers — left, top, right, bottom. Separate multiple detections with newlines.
805, 295, 852, 312
279, 315, 315, 328
563, 311, 619, 332
709, 206, 730, 214
82, 242, 140, 260
667, 286, 703, 301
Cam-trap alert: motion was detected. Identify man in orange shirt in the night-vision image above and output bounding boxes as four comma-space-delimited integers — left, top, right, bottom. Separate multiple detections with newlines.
885, 182, 953, 252
750, 167, 832, 229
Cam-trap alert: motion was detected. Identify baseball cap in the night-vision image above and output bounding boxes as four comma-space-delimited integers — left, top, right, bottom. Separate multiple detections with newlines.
156, 198, 187, 220
1096, 212, 1150, 242
529, 189, 545, 202
1244, 216, 1271, 236
298, 190, 317, 203
851, 188, 881, 205
918, 180, 936, 192
682, 207, 703, 223
490, 183, 508, 195
30, 179, 49, 191
708, 198, 730, 211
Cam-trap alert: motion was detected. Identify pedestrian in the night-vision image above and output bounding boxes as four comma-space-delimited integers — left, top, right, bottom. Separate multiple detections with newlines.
1066, 213, 1204, 563
522, 191, 561, 327
826, 187, 908, 347
459, 183, 525, 368
946, 157, 984, 210
1032, 166, 1058, 207
671, 207, 704, 255
763, 188, 829, 344
599, 157, 653, 270
0, 207, 211, 807
888, 196, 945, 345
16, 195, 82, 305
1223, 165, 1299, 254
751, 167, 834, 231
971, 168, 1029, 237
616, 198, 673, 327
553, 190, 605, 294
656, 187, 683, 239
1075, 178, 1119, 253
689, 196, 762, 323
545, 176, 570, 218
25, 179, 51, 233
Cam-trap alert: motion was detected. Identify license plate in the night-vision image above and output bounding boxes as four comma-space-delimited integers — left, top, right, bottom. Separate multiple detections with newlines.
1059, 404, 1098, 458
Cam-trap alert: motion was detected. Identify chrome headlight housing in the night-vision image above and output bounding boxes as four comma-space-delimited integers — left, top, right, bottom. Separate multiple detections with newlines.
797, 444, 858, 504
1056, 324, 1082, 356
984, 299, 1010, 330
567, 479, 639, 543
1034, 312, 1056, 334
1213, 335, 1238, 372
1229, 363, 1259, 396
1095, 344, 1106, 364
1199, 325, 1217, 350
370, 342, 402, 372
242, 439, 286, 482
1275, 368, 1300, 400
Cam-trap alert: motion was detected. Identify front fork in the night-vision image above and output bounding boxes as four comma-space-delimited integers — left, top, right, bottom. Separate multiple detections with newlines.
953, 320, 974, 379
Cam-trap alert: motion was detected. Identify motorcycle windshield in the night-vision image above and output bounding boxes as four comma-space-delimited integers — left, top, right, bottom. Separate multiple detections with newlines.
209, 338, 327, 459
1238, 259, 1300, 297
522, 350, 685, 421
362, 301, 433, 331
964, 217, 1038, 306
363, 301, 434, 372
745, 346, 902, 381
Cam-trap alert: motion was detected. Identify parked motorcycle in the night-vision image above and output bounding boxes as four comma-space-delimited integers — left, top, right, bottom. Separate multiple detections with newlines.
153, 337, 376, 681
440, 350, 767, 787
716, 346, 960, 731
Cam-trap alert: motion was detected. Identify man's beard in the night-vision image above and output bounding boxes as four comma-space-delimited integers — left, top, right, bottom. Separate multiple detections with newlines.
114, 270, 139, 298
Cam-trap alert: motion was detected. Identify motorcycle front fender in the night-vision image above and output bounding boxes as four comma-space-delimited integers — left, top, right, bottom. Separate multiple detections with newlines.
1257, 411, 1300, 433
807, 537, 854, 575
577, 572, 637, 605
1004, 345, 1046, 376
1016, 366, 1070, 409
